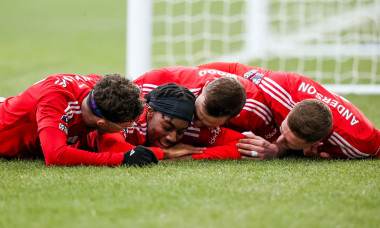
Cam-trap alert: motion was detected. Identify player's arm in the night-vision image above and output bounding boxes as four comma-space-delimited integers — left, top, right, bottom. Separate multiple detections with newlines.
93, 131, 164, 160
39, 127, 157, 166
37, 96, 157, 167
93, 131, 204, 160
39, 128, 114, 166
178, 127, 244, 160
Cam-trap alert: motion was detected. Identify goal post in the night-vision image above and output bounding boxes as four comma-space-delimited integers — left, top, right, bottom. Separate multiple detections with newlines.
126, 0, 380, 94
126, 0, 152, 79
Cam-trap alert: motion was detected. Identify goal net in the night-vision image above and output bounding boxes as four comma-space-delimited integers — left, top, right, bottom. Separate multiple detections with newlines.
126, 0, 380, 94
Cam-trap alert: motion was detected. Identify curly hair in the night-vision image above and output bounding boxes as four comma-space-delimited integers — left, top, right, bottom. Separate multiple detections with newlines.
90, 73, 143, 123
145, 83, 196, 103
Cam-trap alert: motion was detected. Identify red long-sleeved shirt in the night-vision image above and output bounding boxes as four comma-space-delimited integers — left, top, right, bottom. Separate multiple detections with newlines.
133, 66, 280, 142
0, 74, 124, 166
198, 62, 380, 158
86, 106, 245, 160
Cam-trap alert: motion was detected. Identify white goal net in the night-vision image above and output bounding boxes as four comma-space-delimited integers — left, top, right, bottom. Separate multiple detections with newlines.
126, 0, 380, 94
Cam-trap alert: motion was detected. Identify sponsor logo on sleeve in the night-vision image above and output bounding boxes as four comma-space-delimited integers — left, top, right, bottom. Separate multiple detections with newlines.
61, 115, 69, 124
208, 127, 221, 145
59, 123, 68, 134
244, 69, 263, 84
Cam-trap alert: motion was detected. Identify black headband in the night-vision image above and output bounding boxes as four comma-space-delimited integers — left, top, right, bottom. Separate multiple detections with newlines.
148, 97, 195, 123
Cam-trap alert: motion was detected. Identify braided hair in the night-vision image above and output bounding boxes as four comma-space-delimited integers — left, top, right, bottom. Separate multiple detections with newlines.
145, 83, 195, 104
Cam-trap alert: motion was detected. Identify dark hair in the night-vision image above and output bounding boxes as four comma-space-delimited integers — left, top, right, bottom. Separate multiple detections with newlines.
288, 99, 333, 143
145, 83, 196, 104
203, 77, 246, 118
90, 73, 143, 123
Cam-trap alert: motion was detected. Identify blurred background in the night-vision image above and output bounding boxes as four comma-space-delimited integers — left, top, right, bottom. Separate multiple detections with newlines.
0, 0, 126, 96
1, 0, 379, 126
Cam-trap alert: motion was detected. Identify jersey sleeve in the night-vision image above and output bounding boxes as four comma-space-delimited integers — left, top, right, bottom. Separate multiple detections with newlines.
261, 71, 380, 158
181, 127, 244, 160
39, 127, 124, 166
35, 84, 127, 166
321, 123, 380, 159
90, 131, 165, 160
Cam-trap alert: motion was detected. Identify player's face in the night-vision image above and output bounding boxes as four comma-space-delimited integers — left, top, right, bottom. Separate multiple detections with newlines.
146, 109, 190, 149
193, 93, 230, 128
276, 118, 315, 150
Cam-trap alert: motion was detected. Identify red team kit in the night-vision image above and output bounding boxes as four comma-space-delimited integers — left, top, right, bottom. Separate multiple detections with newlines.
1, 63, 379, 164
0, 74, 125, 166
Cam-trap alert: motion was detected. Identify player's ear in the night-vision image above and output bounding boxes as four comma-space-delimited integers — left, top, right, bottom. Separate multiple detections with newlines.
146, 106, 154, 119
96, 118, 107, 127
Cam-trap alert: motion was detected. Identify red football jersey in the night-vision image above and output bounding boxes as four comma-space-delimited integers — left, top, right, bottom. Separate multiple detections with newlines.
133, 66, 280, 142
198, 62, 380, 158
89, 105, 244, 160
0, 74, 124, 166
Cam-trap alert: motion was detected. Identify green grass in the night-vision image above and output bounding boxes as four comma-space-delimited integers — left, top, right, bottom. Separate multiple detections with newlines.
0, 159, 379, 228
1, 0, 380, 227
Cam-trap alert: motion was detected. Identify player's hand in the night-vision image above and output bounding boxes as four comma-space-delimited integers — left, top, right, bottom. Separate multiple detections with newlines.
236, 134, 286, 159
122, 146, 158, 166
162, 143, 205, 159
303, 142, 330, 159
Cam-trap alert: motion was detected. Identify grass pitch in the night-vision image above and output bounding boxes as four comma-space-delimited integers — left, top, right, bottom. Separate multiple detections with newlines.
0, 0, 379, 228
1, 159, 379, 228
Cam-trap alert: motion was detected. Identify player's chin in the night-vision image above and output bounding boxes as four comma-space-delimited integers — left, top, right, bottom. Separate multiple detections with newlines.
155, 139, 174, 149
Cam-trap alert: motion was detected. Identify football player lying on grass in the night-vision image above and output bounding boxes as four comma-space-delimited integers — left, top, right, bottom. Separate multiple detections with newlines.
198, 62, 380, 159
80, 83, 246, 161
131, 64, 379, 159
0, 73, 158, 166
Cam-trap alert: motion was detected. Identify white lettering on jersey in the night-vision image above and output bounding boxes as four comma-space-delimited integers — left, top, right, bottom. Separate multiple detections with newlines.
209, 127, 221, 145
198, 69, 237, 78
55, 78, 68, 88
298, 82, 359, 126
54, 75, 92, 88
265, 127, 278, 140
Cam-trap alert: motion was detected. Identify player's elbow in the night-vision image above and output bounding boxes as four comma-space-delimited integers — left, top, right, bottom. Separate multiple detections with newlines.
43, 145, 68, 166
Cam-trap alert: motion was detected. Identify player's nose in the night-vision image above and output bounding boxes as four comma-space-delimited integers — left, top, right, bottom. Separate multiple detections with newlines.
166, 130, 177, 143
